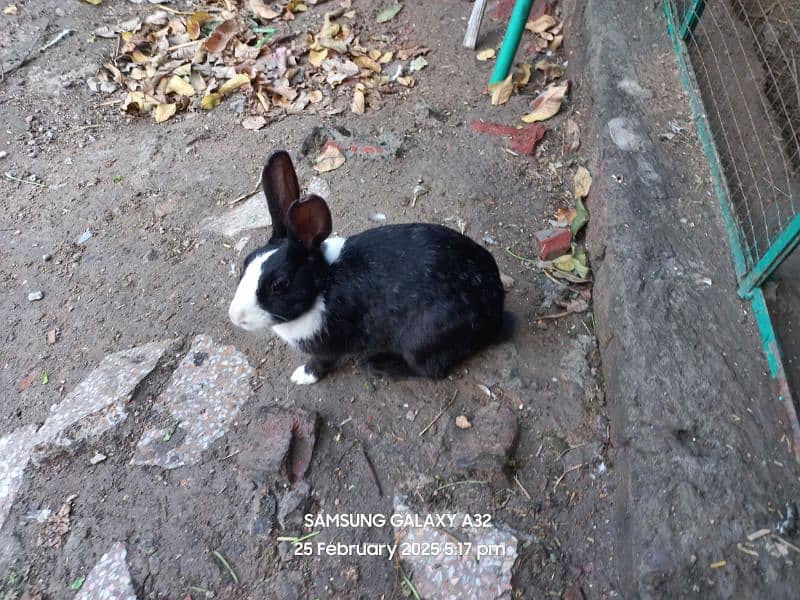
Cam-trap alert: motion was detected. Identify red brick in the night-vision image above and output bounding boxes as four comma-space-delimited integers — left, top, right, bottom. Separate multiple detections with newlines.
535, 227, 572, 260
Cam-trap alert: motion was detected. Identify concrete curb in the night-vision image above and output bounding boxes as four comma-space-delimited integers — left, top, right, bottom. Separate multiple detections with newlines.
583, 1, 800, 597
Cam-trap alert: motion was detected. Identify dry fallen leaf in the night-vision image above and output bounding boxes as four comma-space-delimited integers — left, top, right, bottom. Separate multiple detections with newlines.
535, 59, 563, 81
376, 3, 403, 23
165, 75, 196, 97
513, 62, 532, 89
574, 166, 592, 199
549, 34, 564, 51
249, 0, 280, 20
308, 48, 328, 67
218, 73, 251, 95
153, 103, 177, 123
521, 80, 569, 123
566, 118, 580, 152
314, 142, 345, 173
201, 93, 222, 110
204, 19, 238, 54
351, 85, 365, 115
187, 11, 212, 40
489, 74, 513, 106
476, 48, 496, 61
526, 14, 557, 33
308, 89, 323, 103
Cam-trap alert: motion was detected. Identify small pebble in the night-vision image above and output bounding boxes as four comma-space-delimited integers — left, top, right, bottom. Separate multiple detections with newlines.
76, 229, 93, 245
42, 254, 51, 262
0, 151, 7, 159
455, 415, 472, 429
28, 291, 44, 302
89, 452, 107, 465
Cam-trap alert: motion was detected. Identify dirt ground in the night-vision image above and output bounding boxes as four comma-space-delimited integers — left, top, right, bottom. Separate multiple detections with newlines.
0, 1, 617, 598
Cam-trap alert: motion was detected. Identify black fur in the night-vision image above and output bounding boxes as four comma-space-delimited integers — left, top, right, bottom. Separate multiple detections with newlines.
239, 151, 510, 382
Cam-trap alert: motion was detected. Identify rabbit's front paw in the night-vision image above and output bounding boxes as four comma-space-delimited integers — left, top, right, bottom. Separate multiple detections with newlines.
291, 364, 319, 385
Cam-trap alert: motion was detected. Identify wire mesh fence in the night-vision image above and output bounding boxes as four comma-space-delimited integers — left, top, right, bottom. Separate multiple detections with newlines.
666, 0, 800, 291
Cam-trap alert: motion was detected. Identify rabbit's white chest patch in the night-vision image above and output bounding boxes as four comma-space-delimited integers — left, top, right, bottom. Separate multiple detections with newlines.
272, 295, 326, 347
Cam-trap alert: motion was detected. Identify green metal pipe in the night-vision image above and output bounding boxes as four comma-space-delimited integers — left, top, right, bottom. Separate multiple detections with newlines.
738, 212, 800, 298
679, 0, 707, 41
489, 0, 534, 84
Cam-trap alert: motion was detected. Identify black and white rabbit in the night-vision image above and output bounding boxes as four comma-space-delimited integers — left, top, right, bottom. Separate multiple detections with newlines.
228, 150, 510, 385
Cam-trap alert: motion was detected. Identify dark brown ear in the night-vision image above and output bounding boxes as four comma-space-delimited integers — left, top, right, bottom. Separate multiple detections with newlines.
262, 150, 300, 239
287, 195, 332, 250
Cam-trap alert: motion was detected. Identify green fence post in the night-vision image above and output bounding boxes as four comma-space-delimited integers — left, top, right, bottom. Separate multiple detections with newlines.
738, 213, 800, 298
680, 0, 707, 40
489, 0, 534, 84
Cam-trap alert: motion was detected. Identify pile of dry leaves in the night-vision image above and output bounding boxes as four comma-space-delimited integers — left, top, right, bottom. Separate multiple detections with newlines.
90, 0, 427, 128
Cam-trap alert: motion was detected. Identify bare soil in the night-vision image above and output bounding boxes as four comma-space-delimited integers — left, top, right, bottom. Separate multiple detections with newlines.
1, 1, 615, 598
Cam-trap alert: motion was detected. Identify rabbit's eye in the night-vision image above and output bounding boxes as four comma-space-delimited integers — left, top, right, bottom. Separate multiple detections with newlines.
271, 278, 289, 292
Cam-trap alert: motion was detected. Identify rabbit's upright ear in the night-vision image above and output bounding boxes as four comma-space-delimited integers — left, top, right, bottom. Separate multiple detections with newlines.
262, 150, 300, 240
287, 195, 332, 250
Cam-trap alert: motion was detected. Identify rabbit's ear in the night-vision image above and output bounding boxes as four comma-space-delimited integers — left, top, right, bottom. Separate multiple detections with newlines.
262, 150, 300, 239
287, 195, 332, 250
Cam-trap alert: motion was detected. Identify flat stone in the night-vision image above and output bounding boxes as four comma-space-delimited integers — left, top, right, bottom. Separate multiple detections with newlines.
132, 334, 254, 469
0, 425, 39, 530
236, 407, 319, 482
201, 193, 272, 238
33, 341, 172, 461
448, 402, 518, 475
27, 291, 44, 302
393, 497, 518, 599
75, 542, 136, 600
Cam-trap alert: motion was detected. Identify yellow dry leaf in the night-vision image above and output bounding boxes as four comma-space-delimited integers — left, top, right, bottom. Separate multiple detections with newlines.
313, 143, 345, 173
549, 35, 564, 51
187, 12, 212, 40
153, 103, 177, 123
131, 50, 150, 64
248, 0, 280, 20
3, 5, 18, 15
535, 59, 563, 81
308, 90, 323, 103
351, 86, 365, 115
574, 166, 592, 199
218, 74, 251, 96
122, 91, 156, 114
521, 80, 569, 123
489, 75, 513, 106
353, 55, 381, 73
368, 48, 381, 61
200, 93, 222, 110
166, 75, 196, 97
308, 48, 328, 67
525, 15, 556, 33
553, 254, 576, 272
513, 63, 532, 89
379, 51, 394, 64
396, 75, 414, 87
476, 48, 496, 61
82, 0, 102, 5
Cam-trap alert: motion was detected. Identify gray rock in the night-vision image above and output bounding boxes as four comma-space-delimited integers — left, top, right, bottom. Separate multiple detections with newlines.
449, 402, 518, 476
27, 290, 44, 302
277, 482, 311, 529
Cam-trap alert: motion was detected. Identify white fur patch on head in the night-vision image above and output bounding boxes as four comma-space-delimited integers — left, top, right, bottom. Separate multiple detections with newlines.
272, 296, 326, 347
321, 236, 347, 264
228, 249, 277, 331
290, 364, 318, 385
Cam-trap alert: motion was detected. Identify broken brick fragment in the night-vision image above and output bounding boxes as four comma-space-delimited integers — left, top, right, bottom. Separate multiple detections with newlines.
535, 227, 572, 259
470, 120, 547, 155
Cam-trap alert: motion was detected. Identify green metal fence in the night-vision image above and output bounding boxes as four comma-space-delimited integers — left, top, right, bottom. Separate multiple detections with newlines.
664, 0, 800, 456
